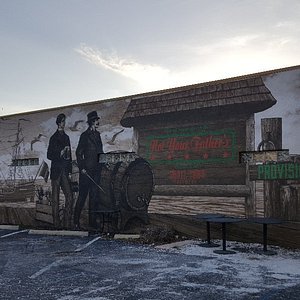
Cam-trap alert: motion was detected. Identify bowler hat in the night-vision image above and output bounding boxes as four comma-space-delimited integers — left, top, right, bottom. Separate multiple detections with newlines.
87, 111, 100, 122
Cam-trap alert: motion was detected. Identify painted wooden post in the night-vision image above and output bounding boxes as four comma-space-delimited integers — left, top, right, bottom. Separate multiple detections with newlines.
245, 115, 256, 217
280, 185, 300, 221
261, 118, 284, 218
260, 118, 282, 150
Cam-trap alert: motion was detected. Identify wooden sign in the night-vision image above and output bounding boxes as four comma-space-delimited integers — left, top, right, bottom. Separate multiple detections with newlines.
146, 127, 237, 166
239, 150, 289, 164
99, 152, 138, 163
139, 122, 247, 185
249, 162, 300, 181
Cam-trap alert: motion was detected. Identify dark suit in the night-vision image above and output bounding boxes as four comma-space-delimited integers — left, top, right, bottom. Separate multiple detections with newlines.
73, 128, 104, 228
47, 130, 73, 228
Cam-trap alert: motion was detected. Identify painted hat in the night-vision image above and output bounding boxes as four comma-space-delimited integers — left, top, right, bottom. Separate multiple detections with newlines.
87, 111, 100, 122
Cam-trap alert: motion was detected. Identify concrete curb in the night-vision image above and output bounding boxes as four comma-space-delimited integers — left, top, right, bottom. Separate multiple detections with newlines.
155, 240, 196, 250
114, 234, 141, 240
28, 229, 89, 237
0, 225, 20, 230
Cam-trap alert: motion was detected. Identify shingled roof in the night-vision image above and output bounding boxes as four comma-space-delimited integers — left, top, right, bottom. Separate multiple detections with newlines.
120, 76, 276, 127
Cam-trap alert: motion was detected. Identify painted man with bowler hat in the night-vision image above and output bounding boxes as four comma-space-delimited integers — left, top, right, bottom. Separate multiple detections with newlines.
73, 110, 104, 229
47, 113, 73, 229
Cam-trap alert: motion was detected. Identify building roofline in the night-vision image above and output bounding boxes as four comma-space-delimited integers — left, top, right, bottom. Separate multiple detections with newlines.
1, 64, 299, 119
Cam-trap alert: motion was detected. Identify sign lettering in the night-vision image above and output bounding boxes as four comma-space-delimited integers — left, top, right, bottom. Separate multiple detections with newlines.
169, 169, 207, 184
250, 162, 300, 180
147, 128, 237, 166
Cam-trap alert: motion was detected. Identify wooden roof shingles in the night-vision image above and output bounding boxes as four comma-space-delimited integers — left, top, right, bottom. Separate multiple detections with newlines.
120, 77, 277, 127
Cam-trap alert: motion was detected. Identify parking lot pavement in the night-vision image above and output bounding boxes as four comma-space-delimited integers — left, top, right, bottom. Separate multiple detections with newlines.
0, 229, 300, 300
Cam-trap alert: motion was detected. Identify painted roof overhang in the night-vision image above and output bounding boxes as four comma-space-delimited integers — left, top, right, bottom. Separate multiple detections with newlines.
121, 77, 276, 127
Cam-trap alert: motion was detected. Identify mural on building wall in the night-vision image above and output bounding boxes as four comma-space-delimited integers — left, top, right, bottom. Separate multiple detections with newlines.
147, 127, 237, 165
46, 113, 73, 229
0, 99, 151, 231
142, 125, 241, 185
0, 66, 299, 230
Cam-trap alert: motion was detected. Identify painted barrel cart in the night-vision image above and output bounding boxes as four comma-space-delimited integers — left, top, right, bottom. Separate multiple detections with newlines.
99, 152, 154, 230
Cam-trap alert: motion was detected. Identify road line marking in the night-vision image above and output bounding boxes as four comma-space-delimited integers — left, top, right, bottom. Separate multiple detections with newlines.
75, 236, 102, 252
29, 236, 101, 279
29, 259, 64, 279
0, 229, 28, 238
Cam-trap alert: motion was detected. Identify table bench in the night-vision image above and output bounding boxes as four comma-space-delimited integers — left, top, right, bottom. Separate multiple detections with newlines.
195, 213, 224, 247
247, 217, 282, 255
207, 216, 245, 254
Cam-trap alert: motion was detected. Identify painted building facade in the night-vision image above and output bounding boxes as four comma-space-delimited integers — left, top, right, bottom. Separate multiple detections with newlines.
0, 66, 299, 230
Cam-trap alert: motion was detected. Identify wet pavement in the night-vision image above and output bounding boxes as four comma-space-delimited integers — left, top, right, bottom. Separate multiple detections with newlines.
0, 228, 299, 300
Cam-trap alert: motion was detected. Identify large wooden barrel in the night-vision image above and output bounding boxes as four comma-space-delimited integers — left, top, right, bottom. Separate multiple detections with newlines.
99, 152, 154, 211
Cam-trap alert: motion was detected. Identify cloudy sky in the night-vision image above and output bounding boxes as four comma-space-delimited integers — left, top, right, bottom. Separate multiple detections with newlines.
1, 0, 300, 116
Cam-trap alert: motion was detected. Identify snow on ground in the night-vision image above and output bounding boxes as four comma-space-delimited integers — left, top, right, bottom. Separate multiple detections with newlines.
159, 239, 300, 297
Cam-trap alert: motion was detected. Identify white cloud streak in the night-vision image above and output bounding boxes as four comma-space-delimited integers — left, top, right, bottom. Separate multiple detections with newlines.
75, 44, 172, 90
76, 28, 300, 93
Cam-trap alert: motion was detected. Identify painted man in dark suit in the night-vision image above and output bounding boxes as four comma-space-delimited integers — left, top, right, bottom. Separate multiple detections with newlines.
73, 111, 104, 229
47, 113, 73, 229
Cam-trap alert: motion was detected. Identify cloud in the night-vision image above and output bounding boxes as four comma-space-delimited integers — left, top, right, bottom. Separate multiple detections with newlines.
75, 44, 171, 90
193, 34, 262, 53
75, 29, 300, 94
191, 32, 296, 59
193, 32, 300, 78
275, 21, 297, 28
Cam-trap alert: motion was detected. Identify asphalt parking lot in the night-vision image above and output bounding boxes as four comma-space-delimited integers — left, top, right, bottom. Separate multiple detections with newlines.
0, 227, 300, 300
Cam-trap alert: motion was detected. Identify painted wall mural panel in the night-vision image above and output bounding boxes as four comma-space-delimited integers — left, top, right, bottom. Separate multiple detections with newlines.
0, 99, 144, 230
0, 66, 300, 230
138, 120, 247, 186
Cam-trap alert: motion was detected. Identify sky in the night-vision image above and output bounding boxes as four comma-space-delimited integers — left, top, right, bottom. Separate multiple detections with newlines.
0, 0, 300, 117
